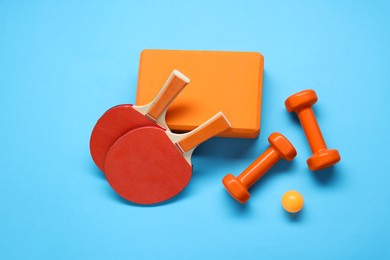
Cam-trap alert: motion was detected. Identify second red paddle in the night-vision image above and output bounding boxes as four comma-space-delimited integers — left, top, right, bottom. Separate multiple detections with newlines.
104, 112, 231, 205
90, 70, 189, 171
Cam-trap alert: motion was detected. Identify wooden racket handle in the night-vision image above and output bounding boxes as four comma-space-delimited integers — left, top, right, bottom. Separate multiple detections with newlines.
146, 70, 190, 121
177, 112, 231, 153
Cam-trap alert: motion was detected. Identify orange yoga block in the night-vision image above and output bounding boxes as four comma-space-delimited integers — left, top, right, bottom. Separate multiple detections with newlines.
136, 50, 264, 138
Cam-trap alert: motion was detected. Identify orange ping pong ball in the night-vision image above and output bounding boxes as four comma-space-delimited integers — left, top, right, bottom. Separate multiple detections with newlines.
282, 190, 304, 213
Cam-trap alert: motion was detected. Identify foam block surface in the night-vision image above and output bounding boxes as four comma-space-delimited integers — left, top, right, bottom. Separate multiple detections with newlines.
136, 50, 264, 138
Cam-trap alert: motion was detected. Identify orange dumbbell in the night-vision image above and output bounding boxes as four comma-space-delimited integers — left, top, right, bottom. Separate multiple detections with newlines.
223, 132, 297, 204
285, 89, 340, 171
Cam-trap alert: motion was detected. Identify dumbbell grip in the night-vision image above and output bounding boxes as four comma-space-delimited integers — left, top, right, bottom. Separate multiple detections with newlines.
239, 147, 281, 188
297, 108, 327, 152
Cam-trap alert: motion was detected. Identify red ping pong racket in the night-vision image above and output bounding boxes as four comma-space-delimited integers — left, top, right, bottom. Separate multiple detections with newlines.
90, 70, 190, 171
104, 112, 231, 204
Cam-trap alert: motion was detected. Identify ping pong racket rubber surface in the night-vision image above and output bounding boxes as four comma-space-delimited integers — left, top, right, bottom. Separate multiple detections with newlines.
90, 70, 190, 172
104, 112, 231, 205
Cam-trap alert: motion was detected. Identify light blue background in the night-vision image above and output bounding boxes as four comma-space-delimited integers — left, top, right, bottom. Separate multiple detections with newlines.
1, 0, 389, 259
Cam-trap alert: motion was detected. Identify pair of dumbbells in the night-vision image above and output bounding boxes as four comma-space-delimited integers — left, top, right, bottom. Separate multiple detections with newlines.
223, 90, 341, 207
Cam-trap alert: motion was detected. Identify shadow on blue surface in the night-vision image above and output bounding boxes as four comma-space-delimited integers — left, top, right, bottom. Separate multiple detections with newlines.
283, 207, 304, 222
222, 191, 252, 216
286, 108, 301, 125
90, 161, 106, 180
310, 166, 338, 185
193, 136, 259, 160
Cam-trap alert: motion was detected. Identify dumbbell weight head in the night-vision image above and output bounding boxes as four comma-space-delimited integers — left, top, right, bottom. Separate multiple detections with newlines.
268, 132, 297, 161
308, 149, 340, 171
222, 174, 250, 204
285, 89, 317, 112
